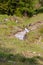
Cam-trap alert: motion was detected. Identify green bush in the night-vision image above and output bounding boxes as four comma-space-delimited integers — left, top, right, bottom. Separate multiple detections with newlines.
0, 0, 43, 16
36, 7, 43, 13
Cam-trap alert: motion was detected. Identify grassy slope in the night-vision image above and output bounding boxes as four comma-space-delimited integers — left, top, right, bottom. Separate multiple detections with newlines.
0, 13, 43, 65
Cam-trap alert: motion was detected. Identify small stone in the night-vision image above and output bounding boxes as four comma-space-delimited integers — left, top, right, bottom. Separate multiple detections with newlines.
38, 54, 41, 56
33, 15, 36, 17
33, 52, 36, 54
16, 20, 18, 23
4, 18, 8, 22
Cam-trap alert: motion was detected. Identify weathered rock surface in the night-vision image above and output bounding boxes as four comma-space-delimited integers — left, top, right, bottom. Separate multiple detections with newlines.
15, 28, 30, 40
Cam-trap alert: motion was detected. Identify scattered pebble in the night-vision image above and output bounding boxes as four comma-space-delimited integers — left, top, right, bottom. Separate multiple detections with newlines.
33, 52, 36, 54
38, 54, 41, 56
16, 20, 18, 23
4, 18, 9, 22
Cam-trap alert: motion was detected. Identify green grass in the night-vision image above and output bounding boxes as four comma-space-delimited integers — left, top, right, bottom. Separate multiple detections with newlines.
0, 13, 43, 53
0, 52, 43, 65
0, 13, 43, 27
0, 13, 43, 65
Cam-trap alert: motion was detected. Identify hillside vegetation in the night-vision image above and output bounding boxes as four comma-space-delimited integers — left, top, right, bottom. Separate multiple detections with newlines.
0, 0, 43, 65
0, 13, 43, 65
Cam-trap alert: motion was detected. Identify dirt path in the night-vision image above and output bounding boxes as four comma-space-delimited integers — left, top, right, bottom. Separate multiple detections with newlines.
28, 21, 43, 30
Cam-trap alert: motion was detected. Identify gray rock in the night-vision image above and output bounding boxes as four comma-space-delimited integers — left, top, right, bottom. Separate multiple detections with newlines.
4, 18, 9, 22
15, 28, 30, 40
